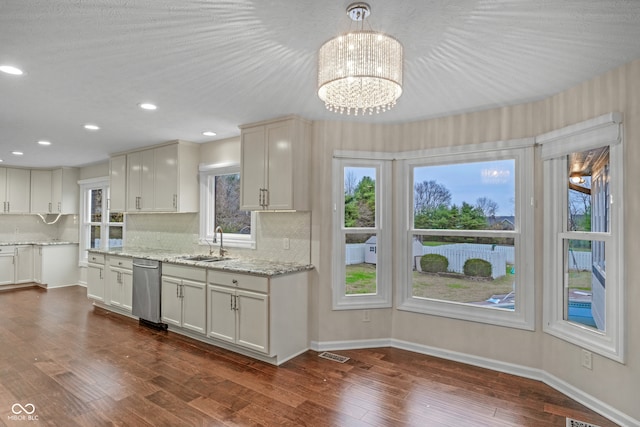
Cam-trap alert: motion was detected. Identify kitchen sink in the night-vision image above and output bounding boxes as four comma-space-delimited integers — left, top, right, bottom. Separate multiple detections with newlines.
181, 255, 228, 262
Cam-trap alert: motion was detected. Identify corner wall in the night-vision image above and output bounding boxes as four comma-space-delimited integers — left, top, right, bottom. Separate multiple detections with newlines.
309, 59, 640, 422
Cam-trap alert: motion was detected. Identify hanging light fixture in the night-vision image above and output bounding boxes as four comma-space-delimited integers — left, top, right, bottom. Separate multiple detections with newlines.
317, 3, 403, 115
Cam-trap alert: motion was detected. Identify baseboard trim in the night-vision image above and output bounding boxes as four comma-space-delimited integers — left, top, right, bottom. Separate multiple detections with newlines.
310, 338, 637, 427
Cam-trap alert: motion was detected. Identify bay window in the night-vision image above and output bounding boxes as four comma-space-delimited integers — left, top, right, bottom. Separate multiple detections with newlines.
540, 112, 624, 362
397, 140, 535, 329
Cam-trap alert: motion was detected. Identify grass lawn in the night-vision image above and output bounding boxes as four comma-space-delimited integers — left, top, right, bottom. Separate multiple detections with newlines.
346, 263, 594, 301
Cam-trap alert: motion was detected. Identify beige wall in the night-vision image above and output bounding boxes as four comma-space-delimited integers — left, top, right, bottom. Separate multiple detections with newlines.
199, 136, 240, 166
78, 161, 108, 180
310, 59, 640, 421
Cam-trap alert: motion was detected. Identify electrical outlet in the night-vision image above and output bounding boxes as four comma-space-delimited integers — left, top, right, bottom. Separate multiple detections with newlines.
581, 349, 593, 370
362, 309, 370, 322
282, 238, 290, 250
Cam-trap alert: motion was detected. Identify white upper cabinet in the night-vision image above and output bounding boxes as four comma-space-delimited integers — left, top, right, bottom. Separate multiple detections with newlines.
30, 168, 79, 214
240, 116, 311, 211
51, 168, 79, 214
125, 141, 198, 213
30, 169, 53, 213
1, 167, 31, 214
109, 154, 126, 213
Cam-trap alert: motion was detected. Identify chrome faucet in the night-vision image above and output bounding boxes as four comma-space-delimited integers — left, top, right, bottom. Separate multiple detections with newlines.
214, 225, 227, 257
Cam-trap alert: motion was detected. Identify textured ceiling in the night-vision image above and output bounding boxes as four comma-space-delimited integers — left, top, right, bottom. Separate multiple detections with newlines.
1, 0, 640, 168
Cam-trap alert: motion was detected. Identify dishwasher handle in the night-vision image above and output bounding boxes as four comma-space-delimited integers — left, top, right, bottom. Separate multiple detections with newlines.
133, 263, 159, 269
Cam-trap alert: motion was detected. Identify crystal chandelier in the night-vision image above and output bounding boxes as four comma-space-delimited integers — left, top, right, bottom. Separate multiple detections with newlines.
317, 3, 403, 115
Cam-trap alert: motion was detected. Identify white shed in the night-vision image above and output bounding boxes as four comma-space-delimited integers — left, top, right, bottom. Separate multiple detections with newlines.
364, 236, 377, 264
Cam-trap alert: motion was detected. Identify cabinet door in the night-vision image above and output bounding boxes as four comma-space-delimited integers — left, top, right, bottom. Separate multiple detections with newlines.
240, 126, 267, 210
181, 279, 206, 334
51, 168, 79, 214
161, 276, 182, 327
127, 150, 154, 211
87, 264, 105, 301
109, 155, 126, 213
30, 170, 53, 213
153, 145, 178, 212
236, 289, 269, 353
120, 269, 133, 312
265, 121, 293, 210
33, 247, 42, 283
15, 246, 33, 284
207, 285, 236, 343
0, 255, 15, 285
6, 168, 31, 213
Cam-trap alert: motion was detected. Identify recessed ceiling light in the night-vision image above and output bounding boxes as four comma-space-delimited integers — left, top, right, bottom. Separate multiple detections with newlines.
0, 159, 4, 163
0, 65, 23, 75
84, 124, 100, 131
139, 103, 157, 110
202, 131, 217, 136
37, 140, 51, 146
12, 151, 24, 156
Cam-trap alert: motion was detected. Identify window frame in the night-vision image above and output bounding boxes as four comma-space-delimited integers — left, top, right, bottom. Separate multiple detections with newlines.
332, 154, 392, 310
199, 163, 255, 249
396, 139, 536, 330
539, 112, 625, 363
78, 177, 124, 265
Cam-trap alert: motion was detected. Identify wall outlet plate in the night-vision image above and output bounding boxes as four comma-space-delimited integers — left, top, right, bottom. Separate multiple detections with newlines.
581, 349, 593, 370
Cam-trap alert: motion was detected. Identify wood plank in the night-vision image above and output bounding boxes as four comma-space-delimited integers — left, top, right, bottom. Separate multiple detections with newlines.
0, 285, 621, 427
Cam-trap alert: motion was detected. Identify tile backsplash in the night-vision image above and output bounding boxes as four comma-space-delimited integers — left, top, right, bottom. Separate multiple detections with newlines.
0, 214, 79, 242
124, 211, 311, 264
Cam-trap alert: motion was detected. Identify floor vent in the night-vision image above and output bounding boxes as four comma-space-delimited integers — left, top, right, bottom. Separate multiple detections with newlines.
318, 352, 350, 363
566, 418, 601, 427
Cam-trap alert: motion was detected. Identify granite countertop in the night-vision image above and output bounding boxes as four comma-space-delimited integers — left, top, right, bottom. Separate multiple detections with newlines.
0, 241, 78, 246
89, 248, 314, 277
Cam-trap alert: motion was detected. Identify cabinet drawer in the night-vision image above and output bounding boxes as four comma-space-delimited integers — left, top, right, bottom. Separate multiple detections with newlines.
163, 263, 206, 282
88, 253, 105, 264
208, 270, 268, 293
108, 255, 132, 269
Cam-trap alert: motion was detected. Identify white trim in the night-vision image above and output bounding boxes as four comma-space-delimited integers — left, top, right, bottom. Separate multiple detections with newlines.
332, 157, 393, 310
309, 338, 638, 427
542, 114, 625, 363
396, 142, 535, 330
537, 112, 623, 159
198, 164, 256, 249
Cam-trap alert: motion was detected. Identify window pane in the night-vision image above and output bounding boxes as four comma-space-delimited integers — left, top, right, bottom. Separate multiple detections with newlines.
412, 235, 516, 310
565, 239, 605, 331
110, 212, 124, 223
90, 225, 101, 249
108, 226, 123, 249
90, 189, 102, 222
215, 173, 251, 234
345, 233, 377, 295
413, 160, 515, 230
567, 146, 609, 232
344, 167, 376, 228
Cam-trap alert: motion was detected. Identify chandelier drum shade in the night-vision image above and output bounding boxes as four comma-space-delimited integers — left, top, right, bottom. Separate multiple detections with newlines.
317, 3, 403, 115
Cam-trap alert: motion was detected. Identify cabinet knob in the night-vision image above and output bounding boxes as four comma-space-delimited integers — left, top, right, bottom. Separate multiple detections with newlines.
232, 279, 238, 285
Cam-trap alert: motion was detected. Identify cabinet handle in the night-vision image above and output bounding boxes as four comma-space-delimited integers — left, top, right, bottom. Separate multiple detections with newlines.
234, 295, 238, 311
230, 294, 234, 310
48, 202, 52, 213
6, 202, 9, 212
232, 279, 238, 285
176, 284, 180, 298
58, 202, 61, 212
173, 194, 177, 208
258, 189, 262, 207
99, 268, 103, 280
264, 189, 269, 208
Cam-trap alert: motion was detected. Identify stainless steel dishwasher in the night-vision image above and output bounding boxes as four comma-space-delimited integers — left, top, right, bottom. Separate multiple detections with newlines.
132, 258, 166, 329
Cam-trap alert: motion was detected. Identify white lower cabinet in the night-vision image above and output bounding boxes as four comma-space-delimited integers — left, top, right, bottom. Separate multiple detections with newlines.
34, 244, 79, 288
106, 256, 132, 312
87, 253, 105, 302
161, 264, 206, 335
207, 270, 308, 363
0, 246, 15, 285
15, 245, 33, 284
208, 284, 268, 353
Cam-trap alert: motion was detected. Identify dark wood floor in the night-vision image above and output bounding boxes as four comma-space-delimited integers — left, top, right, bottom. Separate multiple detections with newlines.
0, 285, 618, 427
